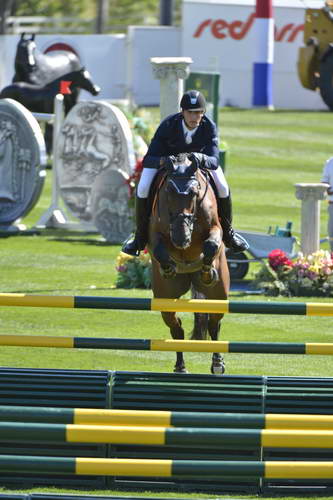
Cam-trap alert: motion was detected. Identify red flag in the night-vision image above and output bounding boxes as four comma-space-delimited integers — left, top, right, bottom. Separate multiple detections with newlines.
59, 81, 72, 95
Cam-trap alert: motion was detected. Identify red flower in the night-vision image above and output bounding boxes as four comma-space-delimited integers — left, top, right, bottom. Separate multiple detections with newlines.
126, 159, 144, 197
268, 249, 293, 270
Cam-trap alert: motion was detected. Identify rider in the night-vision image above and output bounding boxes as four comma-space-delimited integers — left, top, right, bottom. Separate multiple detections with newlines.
122, 89, 248, 256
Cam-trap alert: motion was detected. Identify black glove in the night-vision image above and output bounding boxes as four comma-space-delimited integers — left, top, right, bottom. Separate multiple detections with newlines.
160, 155, 177, 170
188, 152, 207, 168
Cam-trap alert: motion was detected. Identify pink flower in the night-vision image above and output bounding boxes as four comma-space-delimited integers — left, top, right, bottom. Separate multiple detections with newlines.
116, 265, 127, 272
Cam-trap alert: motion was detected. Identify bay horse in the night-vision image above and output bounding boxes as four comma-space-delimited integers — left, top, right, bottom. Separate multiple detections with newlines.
13, 33, 81, 86
148, 154, 230, 374
1, 68, 100, 153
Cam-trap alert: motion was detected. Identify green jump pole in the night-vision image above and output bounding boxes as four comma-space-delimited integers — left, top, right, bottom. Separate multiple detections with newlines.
1, 421, 333, 449
0, 335, 333, 355
0, 293, 333, 315
2, 405, 333, 430
0, 455, 332, 478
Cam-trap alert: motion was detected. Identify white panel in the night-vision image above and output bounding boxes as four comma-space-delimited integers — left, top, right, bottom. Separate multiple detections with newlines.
1, 34, 127, 102
127, 26, 182, 106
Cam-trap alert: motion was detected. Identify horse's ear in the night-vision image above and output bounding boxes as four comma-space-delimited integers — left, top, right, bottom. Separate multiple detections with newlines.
20, 33, 25, 40
31, 34, 35, 40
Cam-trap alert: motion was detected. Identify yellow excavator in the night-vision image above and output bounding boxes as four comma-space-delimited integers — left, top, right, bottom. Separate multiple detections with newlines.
297, 0, 333, 109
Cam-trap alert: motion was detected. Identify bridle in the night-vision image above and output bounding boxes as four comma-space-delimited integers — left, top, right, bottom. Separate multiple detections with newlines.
166, 166, 209, 226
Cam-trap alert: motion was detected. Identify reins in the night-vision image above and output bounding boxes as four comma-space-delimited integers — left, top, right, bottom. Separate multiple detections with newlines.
152, 171, 168, 219
197, 168, 209, 209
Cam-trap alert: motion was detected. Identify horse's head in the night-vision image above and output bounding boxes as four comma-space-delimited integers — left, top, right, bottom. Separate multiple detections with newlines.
165, 154, 201, 249
74, 68, 101, 96
15, 34, 37, 72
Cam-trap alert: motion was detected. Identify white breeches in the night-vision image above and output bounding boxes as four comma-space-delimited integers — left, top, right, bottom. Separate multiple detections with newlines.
210, 167, 229, 198
137, 166, 229, 198
137, 168, 158, 198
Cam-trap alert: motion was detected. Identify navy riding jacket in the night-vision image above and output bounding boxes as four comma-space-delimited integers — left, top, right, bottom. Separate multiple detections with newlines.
142, 112, 219, 170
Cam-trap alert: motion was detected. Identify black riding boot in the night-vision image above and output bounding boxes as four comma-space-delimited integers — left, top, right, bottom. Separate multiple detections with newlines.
122, 197, 149, 256
218, 195, 249, 253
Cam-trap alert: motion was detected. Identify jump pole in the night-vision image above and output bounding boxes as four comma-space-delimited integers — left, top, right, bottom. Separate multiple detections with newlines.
2, 421, 333, 449
0, 456, 333, 478
0, 335, 333, 355
2, 405, 333, 430
0, 294, 332, 316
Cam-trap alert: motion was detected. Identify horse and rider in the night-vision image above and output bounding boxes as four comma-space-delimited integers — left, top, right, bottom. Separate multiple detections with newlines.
122, 90, 248, 374
122, 89, 248, 257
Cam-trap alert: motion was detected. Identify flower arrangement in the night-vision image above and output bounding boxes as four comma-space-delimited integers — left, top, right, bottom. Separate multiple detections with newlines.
255, 248, 333, 297
115, 249, 152, 289
126, 159, 144, 210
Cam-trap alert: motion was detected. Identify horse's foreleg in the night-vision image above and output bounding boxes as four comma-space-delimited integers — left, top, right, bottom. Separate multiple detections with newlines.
153, 237, 176, 279
161, 312, 187, 373
200, 227, 222, 286
208, 314, 225, 375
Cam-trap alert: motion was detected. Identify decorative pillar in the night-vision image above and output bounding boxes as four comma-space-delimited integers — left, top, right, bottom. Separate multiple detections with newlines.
150, 57, 193, 120
294, 183, 329, 255
252, 0, 274, 109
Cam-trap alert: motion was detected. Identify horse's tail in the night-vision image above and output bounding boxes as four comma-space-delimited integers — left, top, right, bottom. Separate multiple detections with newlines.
190, 286, 208, 340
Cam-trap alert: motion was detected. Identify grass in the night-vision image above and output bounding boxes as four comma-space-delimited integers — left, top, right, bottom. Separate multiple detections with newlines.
219, 108, 333, 237
0, 108, 333, 499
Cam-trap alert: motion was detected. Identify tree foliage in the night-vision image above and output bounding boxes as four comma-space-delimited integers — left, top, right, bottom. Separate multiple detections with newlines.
12, 0, 89, 17
2, 0, 182, 33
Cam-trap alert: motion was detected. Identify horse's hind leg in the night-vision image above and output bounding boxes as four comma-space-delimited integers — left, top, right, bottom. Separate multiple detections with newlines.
161, 311, 187, 373
208, 314, 225, 375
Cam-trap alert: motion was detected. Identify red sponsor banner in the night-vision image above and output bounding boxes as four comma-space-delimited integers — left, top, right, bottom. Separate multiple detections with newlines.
193, 12, 303, 42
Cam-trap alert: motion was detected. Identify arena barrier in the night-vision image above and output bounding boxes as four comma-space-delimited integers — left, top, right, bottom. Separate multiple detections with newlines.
1, 405, 333, 429
0, 293, 333, 315
0, 455, 332, 478
0, 334, 332, 355
0, 496, 195, 500
2, 421, 333, 448
0, 368, 332, 493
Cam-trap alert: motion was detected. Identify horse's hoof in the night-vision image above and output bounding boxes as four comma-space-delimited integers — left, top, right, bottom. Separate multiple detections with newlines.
174, 366, 188, 374
211, 362, 225, 375
200, 267, 218, 287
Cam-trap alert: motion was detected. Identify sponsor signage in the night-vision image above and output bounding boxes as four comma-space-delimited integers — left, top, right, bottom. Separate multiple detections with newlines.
193, 12, 303, 42
182, 0, 326, 108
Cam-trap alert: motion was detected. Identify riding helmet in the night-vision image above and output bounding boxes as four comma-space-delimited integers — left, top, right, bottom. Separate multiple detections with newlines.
180, 90, 206, 111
